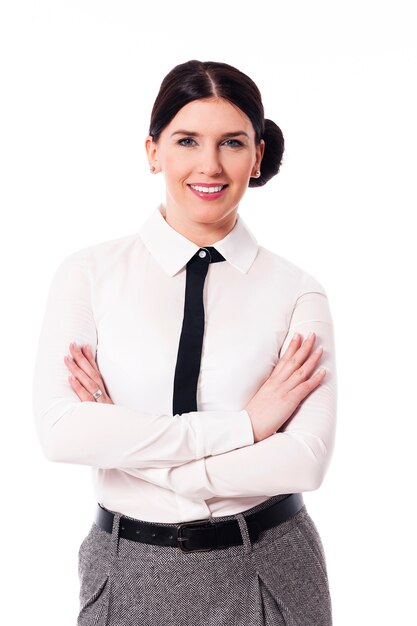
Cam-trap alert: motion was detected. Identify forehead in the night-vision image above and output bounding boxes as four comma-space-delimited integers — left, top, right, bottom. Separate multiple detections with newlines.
165, 98, 254, 135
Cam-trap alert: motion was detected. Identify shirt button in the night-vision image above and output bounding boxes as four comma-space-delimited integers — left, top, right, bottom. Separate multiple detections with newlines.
198, 249, 207, 258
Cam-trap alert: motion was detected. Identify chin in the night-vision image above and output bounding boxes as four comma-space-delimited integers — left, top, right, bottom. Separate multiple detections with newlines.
188, 205, 233, 221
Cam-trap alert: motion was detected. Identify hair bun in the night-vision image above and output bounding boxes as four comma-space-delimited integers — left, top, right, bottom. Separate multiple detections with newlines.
249, 118, 285, 187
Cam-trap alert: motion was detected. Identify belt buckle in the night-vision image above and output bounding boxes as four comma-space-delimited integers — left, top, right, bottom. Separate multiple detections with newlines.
177, 519, 214, 552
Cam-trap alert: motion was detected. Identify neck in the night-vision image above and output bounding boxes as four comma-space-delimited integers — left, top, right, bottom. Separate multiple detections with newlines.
161, 204, 238, 247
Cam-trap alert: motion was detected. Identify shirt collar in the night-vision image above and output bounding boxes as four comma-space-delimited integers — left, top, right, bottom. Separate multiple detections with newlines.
138, 203, 259, 277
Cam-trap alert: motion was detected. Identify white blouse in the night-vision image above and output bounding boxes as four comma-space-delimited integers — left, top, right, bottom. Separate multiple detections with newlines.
32, 203, 337, 523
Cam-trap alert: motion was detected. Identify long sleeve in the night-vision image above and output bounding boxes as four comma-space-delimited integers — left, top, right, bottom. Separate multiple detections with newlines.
121, 275, 337, 498
32, 251, 254, 469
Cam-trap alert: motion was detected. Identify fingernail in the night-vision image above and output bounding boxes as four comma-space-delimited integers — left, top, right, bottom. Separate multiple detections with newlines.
293, 333, 299, 340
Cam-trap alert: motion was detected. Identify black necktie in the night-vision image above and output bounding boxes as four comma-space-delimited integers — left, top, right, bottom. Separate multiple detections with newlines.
173, 246, 226, 415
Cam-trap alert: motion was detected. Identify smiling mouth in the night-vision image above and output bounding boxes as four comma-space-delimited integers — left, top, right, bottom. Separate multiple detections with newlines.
188, 184, 229, 194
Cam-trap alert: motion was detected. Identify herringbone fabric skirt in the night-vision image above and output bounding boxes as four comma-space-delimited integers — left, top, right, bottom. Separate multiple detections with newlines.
77, 493, 332, 626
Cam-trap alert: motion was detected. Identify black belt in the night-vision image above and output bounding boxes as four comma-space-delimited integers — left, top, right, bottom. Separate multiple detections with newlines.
95, 493, 304, 553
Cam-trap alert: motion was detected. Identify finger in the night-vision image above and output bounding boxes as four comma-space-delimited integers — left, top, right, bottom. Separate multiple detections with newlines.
69, 343, 102, 382
69, 374, 107, 404
90, 386, 107, 403
67, 344, 104, 390
81, 344, 99, 373
286, 367, 327, 404
274, 332, 317, 383
69, 342, 100, 380
68, 375, 92, 402
283, 345, 324, 393
65, 345, 112, 403
64, 354, 108, 400
68, 364, 108, 403
64, 355, 95, 389
279, 332, 302, 362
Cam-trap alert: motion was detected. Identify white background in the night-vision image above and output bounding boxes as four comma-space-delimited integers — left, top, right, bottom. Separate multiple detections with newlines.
1, 1, 416, 624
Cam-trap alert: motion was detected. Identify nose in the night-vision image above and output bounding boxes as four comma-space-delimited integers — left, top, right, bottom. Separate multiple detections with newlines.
198, 144, 223, 177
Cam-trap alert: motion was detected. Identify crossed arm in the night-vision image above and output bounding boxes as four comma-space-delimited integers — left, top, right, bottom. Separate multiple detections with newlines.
33, 251, 337, 497
119, 294, 337, 499
32, 251, 255, 469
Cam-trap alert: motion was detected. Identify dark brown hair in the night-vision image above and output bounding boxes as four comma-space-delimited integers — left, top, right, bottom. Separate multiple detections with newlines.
148, 60, 285, 187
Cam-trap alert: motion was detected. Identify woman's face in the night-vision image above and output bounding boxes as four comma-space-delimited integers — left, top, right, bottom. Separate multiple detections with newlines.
145, 97, 264, 236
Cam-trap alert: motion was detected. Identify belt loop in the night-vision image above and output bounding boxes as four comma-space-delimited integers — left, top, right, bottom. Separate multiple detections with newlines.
109, 511, 122, 563
236, 512, 253, 555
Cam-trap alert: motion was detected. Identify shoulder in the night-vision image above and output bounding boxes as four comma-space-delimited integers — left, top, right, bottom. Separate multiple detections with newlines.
53, 231, 143, 277
256, 244, 327, 298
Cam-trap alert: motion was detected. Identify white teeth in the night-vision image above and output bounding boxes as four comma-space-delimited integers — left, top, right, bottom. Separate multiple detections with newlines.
190, 185, 225, 193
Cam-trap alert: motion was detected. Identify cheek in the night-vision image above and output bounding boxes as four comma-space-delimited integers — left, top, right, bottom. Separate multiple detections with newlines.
227, 156, 253, 182
162, 152, 190, 182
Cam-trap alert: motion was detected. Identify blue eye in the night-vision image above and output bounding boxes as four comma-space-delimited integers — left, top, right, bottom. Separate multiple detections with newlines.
178, 138, 196, 147
177, 137, 243, 148
223, 139, 243, 147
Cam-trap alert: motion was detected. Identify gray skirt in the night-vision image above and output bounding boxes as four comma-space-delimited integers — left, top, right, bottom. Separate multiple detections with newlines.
77, 494, 332, 626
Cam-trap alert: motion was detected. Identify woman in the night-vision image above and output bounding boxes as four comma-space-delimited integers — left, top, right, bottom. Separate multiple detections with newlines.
33, 59, 337, 626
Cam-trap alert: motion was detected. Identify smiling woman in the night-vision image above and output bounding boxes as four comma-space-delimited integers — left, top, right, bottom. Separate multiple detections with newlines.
146, 98, 264, 233
32, 59, 336, 626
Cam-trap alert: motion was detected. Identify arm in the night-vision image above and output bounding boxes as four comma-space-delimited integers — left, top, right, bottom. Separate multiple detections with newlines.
32, 251, 254, 469
121, 274, 337, 497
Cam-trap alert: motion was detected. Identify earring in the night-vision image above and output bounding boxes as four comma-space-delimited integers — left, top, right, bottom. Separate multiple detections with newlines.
253, 170, 261, 178
150, 165, 156, 173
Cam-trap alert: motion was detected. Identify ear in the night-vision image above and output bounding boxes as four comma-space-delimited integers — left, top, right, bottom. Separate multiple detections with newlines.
145, 135, 160, 172
256, 138, 265, 170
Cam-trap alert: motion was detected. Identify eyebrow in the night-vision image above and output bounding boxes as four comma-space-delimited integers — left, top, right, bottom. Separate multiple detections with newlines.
170, 130, 250, 139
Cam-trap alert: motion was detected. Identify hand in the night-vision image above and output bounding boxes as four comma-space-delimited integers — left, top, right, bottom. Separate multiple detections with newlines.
245, 332, 325, 443
64, 342, 114, 404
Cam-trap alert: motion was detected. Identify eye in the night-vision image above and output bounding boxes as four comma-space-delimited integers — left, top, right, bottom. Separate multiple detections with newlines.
222, 139, 243, 147
177, 137, 197, 147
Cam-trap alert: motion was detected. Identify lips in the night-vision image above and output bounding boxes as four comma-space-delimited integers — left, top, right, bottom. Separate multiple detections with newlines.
188, 183, 228, 188
187, 183, 229, 201
188, 183, 228, 192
